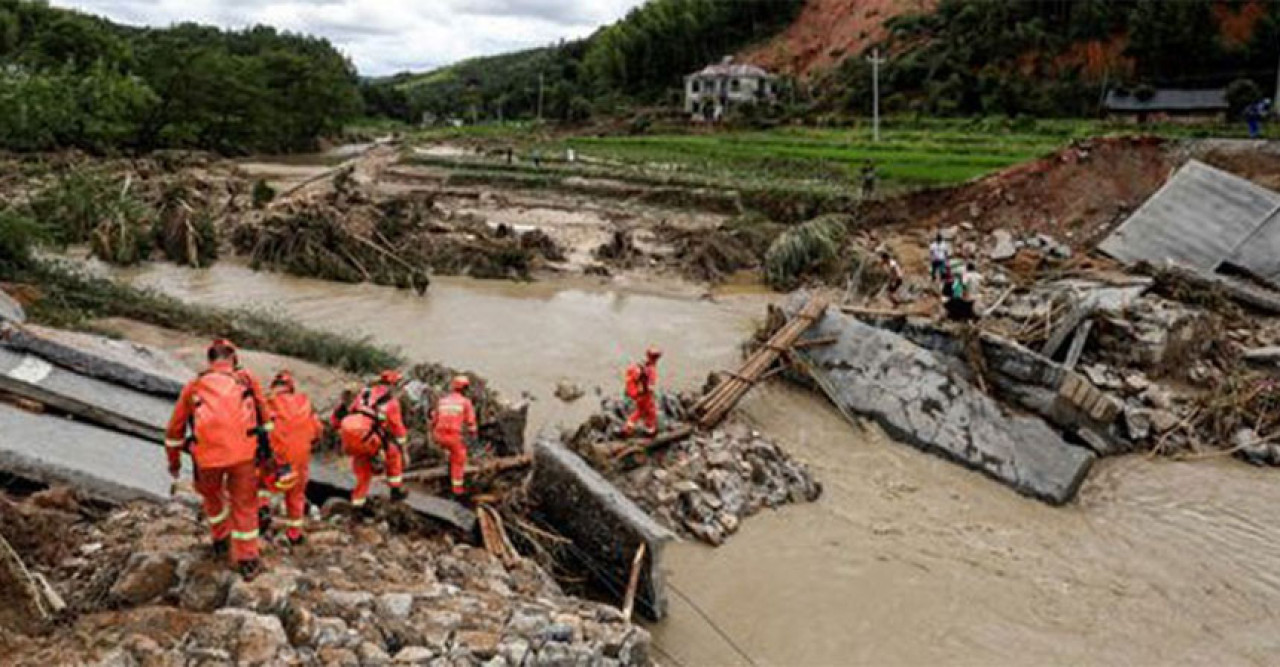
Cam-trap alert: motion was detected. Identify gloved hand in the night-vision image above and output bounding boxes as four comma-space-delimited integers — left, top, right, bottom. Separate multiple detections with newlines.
274, 461, 298, 491
167, 447, 182, 479
254, 428, 273, 466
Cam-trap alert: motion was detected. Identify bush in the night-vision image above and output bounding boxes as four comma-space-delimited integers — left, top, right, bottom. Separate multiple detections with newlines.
252, 179, 276, 209
30, 169, 154, 265
763, 214, 854, 290
1227, 79, 1263, 117
0, 209, 50, 272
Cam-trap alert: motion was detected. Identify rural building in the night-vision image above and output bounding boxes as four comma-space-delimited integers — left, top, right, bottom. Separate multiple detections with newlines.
684, 57, 778, 122
1103, 88, 1228, 124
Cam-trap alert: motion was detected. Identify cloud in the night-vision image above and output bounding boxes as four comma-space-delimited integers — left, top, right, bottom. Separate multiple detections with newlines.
49, 0, 643, 75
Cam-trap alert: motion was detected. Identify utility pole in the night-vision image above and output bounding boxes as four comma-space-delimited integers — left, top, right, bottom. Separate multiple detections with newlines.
537, 73, 545, 123
1274, 47, 1280, 112
868, 48, 886, 142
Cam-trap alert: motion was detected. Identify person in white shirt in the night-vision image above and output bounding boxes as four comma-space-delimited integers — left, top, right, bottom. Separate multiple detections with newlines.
929, 233, 950, 281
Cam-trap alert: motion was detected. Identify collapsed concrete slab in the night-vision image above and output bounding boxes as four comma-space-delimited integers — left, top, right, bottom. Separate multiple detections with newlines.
0, 347, 172, 441
0, 403, 186, 503
530, 431, 675, 621
1, 324, 190, 397
792, 308, 1096, 505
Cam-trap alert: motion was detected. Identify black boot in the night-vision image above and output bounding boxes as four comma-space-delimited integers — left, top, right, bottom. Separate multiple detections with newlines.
390, 487, 408, 503
212, 538, 230, 558
258, 507, 273, 536
288, 533, 307, 547
238, 559, 263, 581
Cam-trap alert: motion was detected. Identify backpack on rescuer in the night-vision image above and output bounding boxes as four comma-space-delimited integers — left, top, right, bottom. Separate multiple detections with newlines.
340, 387, 395, 457
189, 370, 257, 461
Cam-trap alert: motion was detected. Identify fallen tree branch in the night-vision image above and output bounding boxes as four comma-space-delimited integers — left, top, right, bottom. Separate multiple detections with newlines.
402, 454, 532, 483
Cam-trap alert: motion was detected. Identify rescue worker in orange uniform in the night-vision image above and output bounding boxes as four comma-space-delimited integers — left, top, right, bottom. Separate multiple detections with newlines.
263, 371, 322, 545
339, 370, 409, 512
622, 347, 662, 438
165, 339, 271, 579
431, 376, 478, 498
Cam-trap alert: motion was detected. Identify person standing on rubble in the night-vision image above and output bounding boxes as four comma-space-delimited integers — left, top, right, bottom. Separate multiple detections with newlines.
880, 251, 904, 294
263, 371, 322, 546
956, 260, 984, 320
338, 370, 410, 515
165, 339, 271, 579
431, 376, 479, 499
622, 347, 662, 438
929, 233, 950, 281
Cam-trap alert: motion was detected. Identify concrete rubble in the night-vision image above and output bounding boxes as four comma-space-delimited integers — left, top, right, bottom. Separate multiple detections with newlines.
568, 398, 822, 547
0, 490, 651, 666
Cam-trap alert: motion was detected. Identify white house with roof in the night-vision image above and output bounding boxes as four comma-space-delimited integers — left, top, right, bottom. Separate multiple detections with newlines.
684, 57, 778, 121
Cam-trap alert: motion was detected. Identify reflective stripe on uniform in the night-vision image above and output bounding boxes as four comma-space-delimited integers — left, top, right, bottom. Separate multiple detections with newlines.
165, 438, 185, 449
231, 529, 260, 541
207, 507, 230, 525
257, 490, 274, 499
278, 518, 305, 528
395, 436, 407, 446
387, 476, 403, 485
352, 497, 366, 507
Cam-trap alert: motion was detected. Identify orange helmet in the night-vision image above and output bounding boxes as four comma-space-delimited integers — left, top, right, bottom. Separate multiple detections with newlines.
271, 370, 296, 392
646, 346, 663, 360
207, 338, 238, 363
451, 375, 471, 392
379, 369, 404, 385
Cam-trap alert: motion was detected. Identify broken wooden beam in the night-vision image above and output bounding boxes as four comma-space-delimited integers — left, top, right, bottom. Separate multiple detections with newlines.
402, 454, 532, 483
604, 425, 695, 465
693, 295, 827, 429
1062, 320, 1094, 371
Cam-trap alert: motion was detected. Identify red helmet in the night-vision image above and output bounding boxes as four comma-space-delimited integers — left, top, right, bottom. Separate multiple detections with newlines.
646, 346, 663, 360
451, 375, 471, 392
271, 370, 296, 392
208, 338, 237, 354
380, 369, 404, 385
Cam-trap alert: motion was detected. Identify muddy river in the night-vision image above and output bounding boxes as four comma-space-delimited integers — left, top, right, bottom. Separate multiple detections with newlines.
99, 261, 1280, 666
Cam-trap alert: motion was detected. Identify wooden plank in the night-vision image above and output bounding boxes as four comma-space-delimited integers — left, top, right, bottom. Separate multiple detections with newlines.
402, 454, 532, 483
607, 426, 695, 464
621, 543, 647, 623
1062, 320, 1093, 371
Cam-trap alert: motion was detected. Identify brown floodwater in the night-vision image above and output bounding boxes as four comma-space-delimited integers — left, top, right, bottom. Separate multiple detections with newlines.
95, 260, 1280, 666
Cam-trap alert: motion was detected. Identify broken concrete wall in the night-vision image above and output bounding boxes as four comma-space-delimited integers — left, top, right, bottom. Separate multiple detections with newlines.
1, 324, 189, 397
793, 309, 1096, 505
530, 431, 675, 621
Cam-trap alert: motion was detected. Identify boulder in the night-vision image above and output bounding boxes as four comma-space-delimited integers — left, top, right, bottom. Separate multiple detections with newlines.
215, 609, 291, 665
792, 307, 1095, 505
989, 229, 1018, 261
0, 290, 25, 323
376, 592, 414, 620
110, 553, 178, 606
393, 646, 436, 664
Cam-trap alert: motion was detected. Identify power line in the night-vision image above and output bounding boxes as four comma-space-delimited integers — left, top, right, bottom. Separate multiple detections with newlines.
668, 582, 759, 667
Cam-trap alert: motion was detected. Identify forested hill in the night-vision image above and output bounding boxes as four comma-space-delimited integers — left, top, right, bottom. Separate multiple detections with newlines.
832, 0, 1280, 117
0, 0, 361, 153
367, 0, 807, 124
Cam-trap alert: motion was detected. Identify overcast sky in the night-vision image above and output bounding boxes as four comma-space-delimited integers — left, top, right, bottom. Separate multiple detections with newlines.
50, 0, 646, 76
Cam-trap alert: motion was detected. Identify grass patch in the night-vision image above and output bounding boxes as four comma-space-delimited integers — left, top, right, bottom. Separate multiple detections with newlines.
764, 214, 854, 290
10, 260, 403, 375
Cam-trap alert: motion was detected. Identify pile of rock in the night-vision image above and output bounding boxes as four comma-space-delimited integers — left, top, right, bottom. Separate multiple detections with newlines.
612, 422, 822, 546
1, 489, 650, 666
571, 400, 821, 546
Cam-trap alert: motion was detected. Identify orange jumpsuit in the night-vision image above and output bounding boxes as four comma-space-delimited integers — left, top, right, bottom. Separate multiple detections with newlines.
265, 388, 322, 541
624, 360, 659, 436
431, 392, 477, 495
338, 384, 407, 507
165, 360, 266, 565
